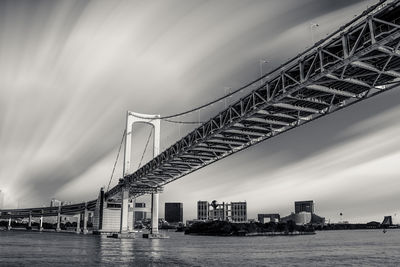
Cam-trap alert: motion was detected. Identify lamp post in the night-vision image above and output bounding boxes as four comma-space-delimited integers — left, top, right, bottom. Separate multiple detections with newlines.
310, 23, 319, 45
259, 59, 268, 86
224, 87, 231, 108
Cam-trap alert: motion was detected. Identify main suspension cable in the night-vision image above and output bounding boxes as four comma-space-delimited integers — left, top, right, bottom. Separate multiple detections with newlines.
163, 118, 204, 124
127, 0, 387, 121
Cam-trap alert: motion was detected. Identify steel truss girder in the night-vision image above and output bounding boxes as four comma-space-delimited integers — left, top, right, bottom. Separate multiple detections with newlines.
105, 0, 400, 199
129, 186, 163, 194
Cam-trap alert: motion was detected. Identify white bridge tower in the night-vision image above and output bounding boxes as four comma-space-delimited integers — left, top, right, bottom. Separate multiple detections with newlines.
120, 111, 161, 235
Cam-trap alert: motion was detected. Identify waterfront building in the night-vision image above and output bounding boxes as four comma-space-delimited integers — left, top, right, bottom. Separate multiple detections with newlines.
257, 213, 280, 223
392, 214, 400, 225
295, 212, 312, 225
133, 201, 150, 222
197, 200, 247, 222
61, 201, 72, 206
50, 198, 61, 207
294, 200, 314, 214
231, 202, 247, 222
281, 200, 325, 225
197, 201, 209, 220
209, 201, 228, 221
50, 199, 72, 207
382, 216, 393, 226
381, 215, 400, 226
165, 202, 183, 223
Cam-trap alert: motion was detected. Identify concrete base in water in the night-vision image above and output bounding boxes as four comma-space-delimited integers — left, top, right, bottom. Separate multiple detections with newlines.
107, 232, 135, 239
142, 233, 169, 239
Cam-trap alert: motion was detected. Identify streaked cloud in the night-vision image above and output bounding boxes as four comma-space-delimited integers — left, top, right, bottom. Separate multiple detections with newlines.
1, 0, 398, 223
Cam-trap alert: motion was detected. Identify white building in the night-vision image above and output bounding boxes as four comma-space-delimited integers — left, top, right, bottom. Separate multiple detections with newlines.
197, 200, 247, 222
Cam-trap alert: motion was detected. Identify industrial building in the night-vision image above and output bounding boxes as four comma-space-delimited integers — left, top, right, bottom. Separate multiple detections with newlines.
164, 202, 183, 223
197, 200, 247, 222
281, 200, 324, 225
382, 215, 400, 226
294, 200, 314, 214
258, 214, 280, 223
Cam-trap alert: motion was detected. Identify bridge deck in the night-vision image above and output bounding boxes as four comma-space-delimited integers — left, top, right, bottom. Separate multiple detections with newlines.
108, 0, 400, 199
0, 200, 96, 218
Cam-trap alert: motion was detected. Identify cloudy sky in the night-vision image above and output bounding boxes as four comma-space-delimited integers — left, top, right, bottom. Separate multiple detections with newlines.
1, 0, 399, 223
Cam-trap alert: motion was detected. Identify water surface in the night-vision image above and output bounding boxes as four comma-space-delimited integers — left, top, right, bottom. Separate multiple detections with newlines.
0, 229, 399, 266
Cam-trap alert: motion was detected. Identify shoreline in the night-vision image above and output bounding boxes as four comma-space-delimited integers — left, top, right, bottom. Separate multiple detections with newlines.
186, 231, 316, 237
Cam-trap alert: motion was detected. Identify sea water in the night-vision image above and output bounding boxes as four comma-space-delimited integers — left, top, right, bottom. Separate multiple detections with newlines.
0, 229, 399, 266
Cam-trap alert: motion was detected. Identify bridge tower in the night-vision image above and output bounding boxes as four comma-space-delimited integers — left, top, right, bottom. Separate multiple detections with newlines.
121, 111, 161, 236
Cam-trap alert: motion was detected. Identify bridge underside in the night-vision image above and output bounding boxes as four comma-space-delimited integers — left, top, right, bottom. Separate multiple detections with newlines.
107, 1, 400, 200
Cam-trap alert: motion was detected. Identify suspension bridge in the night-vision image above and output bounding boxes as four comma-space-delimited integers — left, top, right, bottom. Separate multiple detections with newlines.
1, 0, 400, 237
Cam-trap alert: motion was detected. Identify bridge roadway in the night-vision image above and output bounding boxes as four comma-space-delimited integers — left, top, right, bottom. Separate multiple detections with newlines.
1, 0, 400, 219
0, 200, 97, 219
107, 0, 400, 199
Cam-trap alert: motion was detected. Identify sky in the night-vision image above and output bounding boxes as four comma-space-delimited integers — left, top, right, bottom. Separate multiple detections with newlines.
1, 0, 399, 223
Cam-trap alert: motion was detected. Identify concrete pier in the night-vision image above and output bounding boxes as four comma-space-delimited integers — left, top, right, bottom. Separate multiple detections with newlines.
56, 206, 61, 232
27, 212, 32, 230
76, 214, 81, 234
39, 216, 43, 231
7, 217, 11, 230
120, 187, 129, 233
83, 205, 88, 234
151, 193, 159, 235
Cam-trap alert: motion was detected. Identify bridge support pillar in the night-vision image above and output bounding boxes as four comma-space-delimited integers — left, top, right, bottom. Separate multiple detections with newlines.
27, 212, 32, 229
76, 214, 81, 234
132, 199, 136, 230
120, 186, 129, 233
7, 217, 11, 230
83, 204, 88, 234
56, 206, 61, 232
39, 216, 43, 231
151, 192, 159, 235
